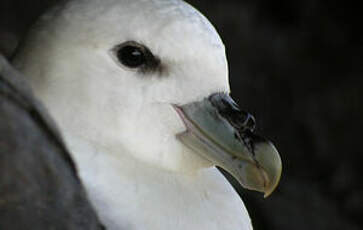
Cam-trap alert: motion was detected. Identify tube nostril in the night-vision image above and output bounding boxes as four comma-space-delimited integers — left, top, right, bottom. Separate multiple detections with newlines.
238, 111, 256, 132
209, 93, 257, 132
245, 113, 256, 132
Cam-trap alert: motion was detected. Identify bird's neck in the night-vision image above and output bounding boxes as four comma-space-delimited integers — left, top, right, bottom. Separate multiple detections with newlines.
62, 133, 252, 230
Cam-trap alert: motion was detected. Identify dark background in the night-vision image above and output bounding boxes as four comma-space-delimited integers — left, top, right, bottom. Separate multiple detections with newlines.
0, 0, 362, 229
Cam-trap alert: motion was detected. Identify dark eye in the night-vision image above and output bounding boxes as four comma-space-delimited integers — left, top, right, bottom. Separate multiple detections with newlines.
114, 41, 161, 73
117, 45, 146, 68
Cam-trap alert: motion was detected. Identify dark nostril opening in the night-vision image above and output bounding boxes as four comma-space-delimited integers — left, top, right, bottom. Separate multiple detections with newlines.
243, 112, 256, 131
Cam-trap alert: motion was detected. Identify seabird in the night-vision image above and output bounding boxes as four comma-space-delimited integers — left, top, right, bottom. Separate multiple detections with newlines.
14, 0, 282, 229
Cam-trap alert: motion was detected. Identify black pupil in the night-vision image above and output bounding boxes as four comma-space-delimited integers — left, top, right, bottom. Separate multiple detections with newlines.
118, 45, 146, 68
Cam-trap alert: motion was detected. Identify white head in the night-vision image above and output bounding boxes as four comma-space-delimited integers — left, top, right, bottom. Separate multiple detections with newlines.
15, 0, 230, 172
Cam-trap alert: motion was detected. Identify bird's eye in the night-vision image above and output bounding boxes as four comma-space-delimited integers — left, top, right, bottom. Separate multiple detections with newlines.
113, 41, 161, 73
116, 44, 146, 68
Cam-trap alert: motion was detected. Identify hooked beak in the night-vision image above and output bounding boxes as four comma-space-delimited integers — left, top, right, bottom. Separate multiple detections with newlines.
174, 93, 282, 197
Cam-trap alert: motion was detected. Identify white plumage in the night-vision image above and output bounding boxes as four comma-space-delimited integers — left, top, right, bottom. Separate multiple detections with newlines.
15, 0, 258, 229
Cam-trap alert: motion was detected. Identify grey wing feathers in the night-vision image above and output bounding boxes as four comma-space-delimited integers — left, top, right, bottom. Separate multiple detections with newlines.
0, 55, 104, 230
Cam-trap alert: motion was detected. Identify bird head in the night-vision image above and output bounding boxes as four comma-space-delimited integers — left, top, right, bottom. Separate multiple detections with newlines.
15, 0, 281, 197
